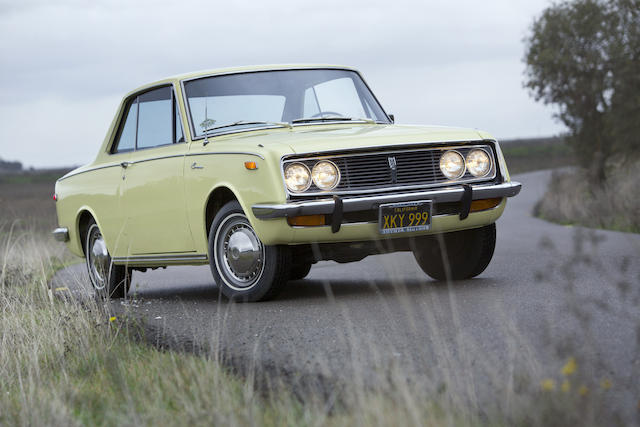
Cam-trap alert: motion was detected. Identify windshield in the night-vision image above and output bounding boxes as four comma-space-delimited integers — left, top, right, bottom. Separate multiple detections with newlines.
183, 69, 390, 138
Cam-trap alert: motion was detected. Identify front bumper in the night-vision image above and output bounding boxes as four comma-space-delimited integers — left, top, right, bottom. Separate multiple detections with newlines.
252, 181, 522, 219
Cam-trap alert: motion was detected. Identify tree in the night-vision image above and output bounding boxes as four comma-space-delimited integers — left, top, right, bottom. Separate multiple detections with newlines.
524, 0, 640, 184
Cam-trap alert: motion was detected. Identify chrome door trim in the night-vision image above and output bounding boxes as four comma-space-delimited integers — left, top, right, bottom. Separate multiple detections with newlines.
112, 253, 208, 265
186, 151, 265, 160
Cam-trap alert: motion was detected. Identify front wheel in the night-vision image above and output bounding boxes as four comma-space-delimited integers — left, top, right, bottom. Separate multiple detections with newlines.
412, 223, 496, 281
208, 201, 291, 302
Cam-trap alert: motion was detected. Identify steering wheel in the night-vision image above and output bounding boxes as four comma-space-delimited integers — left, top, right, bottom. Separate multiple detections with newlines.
311, 111, 344, 118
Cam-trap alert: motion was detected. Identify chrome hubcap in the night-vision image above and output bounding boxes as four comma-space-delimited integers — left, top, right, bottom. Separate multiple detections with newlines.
87, 226, 109, 290
215, 214, 265, 290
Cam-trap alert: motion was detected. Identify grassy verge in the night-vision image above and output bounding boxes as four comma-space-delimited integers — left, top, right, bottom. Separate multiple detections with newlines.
534, 161, 640, 234
3, 233, 472, 426
1, 162, 634, 426
500, 136, 574, 174
2, 232, 626, 426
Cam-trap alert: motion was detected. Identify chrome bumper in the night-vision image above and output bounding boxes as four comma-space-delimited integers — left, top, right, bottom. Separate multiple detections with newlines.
52, 227, 69, 242
252, 181, 522, 219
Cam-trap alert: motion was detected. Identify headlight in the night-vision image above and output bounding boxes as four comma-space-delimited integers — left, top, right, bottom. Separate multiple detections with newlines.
466, 149, 492, 177
439, 150, 465, 180
284, 163, 311, 192
311, 160, 340, 190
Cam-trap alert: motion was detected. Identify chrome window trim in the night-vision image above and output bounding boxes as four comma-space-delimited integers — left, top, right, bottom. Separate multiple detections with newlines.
179, 66, 392, 143
280, 143, 497, 198
109, 83, 186, 155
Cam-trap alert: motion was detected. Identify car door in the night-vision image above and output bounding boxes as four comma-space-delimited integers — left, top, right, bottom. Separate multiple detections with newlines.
120, 85, 195, 256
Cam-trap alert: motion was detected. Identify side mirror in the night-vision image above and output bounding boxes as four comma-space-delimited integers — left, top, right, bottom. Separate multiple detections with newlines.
388, 114, 395, 123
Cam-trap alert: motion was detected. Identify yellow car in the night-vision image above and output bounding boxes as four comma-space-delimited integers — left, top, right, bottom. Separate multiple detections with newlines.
53, 65, 521, 301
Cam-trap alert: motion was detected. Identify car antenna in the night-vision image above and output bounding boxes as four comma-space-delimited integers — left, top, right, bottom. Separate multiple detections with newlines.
203, 98, 210, 146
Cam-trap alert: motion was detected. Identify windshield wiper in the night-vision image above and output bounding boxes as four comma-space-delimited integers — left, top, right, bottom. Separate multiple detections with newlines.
201, 120, 292, 145
291, 116, 378, 124
203, 120, 292, 134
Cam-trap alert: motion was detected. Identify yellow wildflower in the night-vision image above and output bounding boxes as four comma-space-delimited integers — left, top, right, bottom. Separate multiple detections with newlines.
541, 379, 556, 391
561, 357, 577, 376
561, 380, 570, 393
578, 385, 589, 396
600, 378, 612, 390
109, 316, 117, 323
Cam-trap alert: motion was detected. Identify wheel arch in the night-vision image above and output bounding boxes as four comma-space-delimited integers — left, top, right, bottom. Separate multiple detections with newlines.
74, 207, 101, 257
204, 185, 241, 240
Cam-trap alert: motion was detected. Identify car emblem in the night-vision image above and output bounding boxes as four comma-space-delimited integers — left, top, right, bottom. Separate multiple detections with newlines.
388, 156, 397, 183
388, 156, 397, 170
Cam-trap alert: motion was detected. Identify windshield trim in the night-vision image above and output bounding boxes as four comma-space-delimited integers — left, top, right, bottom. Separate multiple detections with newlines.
179, 67, 392, 142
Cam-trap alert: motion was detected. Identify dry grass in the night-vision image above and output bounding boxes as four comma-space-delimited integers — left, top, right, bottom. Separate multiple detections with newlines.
1, 173, 637, 426
2, 232, 623, 427
535, 160, 640, 233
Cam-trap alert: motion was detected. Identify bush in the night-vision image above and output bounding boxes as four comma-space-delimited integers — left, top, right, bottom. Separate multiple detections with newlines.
535, 160, 640, 233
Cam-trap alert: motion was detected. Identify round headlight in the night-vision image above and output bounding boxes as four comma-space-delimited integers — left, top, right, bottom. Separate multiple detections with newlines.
466, 149, 492, 177
311, 160, 340, 190
439, 150, 466, 180
284, 163, 311, 192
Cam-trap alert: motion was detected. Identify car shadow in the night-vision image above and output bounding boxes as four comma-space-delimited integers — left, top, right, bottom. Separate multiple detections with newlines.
127, 276, 500, 304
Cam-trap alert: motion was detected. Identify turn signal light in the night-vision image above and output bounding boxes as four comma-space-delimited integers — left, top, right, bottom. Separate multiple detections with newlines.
244, 161, 258, 170
470, 198, 502, 212
287, 215, 327, 226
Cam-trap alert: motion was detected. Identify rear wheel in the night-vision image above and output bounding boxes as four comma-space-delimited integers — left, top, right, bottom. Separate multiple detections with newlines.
412, 223, 496, 281
209, 201, 291, 302
85, 220, 131, 299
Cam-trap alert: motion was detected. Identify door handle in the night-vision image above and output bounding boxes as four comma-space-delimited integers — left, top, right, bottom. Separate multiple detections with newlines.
191, 162, 204, 170
121, 161, 131, 168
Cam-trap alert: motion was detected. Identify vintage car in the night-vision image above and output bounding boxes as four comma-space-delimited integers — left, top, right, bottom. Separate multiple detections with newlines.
53, 65, 521, 301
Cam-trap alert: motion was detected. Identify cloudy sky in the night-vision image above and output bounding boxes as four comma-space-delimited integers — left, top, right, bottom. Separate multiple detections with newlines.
0, 0, 563, 168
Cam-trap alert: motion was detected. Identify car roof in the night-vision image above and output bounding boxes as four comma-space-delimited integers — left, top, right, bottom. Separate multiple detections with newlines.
124, 64, 358, 97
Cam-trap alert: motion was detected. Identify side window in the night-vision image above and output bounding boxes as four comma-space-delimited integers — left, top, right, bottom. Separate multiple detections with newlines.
174, 97, 184, 143
137, 86, 172, 149
112, 98, 137, 153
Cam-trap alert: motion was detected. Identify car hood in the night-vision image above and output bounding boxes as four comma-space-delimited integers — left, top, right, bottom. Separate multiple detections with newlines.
217, 124, 489, 157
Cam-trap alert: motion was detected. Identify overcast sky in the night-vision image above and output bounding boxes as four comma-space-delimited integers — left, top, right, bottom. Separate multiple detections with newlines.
0, 0, 564, 168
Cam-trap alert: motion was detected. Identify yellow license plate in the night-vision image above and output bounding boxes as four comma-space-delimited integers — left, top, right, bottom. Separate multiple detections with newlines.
378, 200, 432, 235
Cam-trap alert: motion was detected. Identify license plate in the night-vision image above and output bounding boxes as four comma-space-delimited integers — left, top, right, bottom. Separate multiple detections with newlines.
378, 200, 432, 235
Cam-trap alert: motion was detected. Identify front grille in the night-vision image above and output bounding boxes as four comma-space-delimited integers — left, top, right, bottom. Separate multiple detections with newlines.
284, 144, 496, 196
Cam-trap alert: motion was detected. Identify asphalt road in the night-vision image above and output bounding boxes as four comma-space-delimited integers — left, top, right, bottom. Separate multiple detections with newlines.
53, 170, 640, 421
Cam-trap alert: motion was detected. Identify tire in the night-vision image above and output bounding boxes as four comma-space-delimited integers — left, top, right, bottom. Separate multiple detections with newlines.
290, 259, 312, 280
85, 219, 131, 299
412, 223, 496, 281
208, 201, 291, 302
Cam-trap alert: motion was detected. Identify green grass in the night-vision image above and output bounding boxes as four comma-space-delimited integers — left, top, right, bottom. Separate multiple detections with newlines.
0, 168, 72, 185
500, 136, 574, 174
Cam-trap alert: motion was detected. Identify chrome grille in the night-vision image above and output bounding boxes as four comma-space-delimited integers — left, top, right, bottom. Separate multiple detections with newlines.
284, 144, 496, 196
